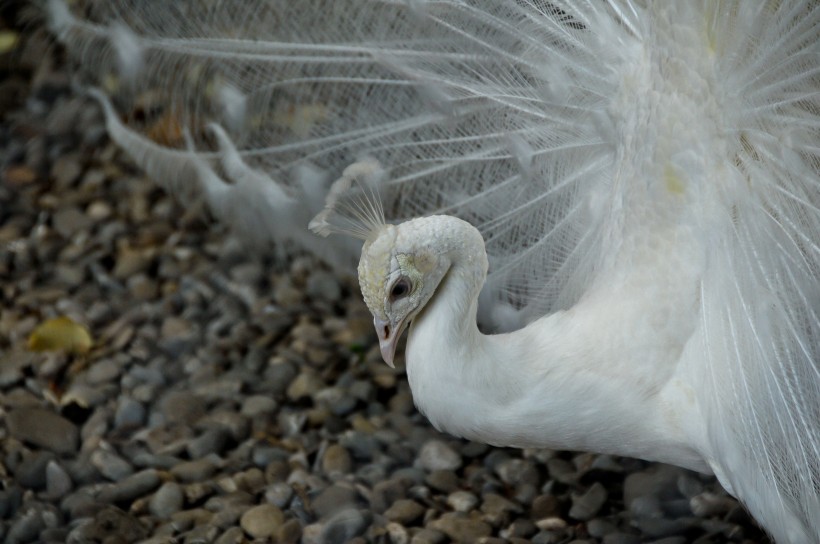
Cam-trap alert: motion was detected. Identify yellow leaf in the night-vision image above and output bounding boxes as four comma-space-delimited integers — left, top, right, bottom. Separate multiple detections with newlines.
0, 31, 18, 55
28, 316, 93, 354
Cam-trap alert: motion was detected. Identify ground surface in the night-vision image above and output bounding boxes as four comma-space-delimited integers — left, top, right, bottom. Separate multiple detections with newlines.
0, 7, 770, 544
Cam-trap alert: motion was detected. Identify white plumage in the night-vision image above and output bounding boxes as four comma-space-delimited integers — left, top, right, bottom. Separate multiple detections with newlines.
48, 1, 819, 542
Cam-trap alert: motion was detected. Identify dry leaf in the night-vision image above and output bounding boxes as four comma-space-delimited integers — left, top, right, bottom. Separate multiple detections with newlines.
0, 31, 18, 55
28, 316, 93, 354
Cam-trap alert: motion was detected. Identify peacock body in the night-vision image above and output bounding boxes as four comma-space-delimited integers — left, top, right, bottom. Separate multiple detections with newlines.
49, 1, 819, 542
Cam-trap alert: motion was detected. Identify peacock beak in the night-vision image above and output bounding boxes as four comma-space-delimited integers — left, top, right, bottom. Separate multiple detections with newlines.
374, 316, 406, 368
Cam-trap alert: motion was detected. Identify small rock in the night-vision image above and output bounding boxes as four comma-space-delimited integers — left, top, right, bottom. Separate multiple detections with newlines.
430, 512, 492, 543
114, 397, 146, 429
417, 440, 462, 472
240, 395, 277, 417
97, 469, 160, 504
186, 428, 231, 458
286, 371, 324, 402
320, 508, 370, 544
265, 482, 294, 508
45, 460, 73, 498
159, 391, 207, 425
322, 444, 353, 475
312, 485, 361, 519
150, 482, 185, 519
6, 408, 79, 455
569, 482, 607, 521
410, 528, 447, 544
91, 448, 134, 481
447, 491, 479, 513
170, 458, 218, 483
215, 526, 245, 544
384, 499, 426, 525
239, 504, 285, 538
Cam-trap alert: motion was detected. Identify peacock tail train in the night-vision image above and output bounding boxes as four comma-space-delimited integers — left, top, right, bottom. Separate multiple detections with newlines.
47, 1, 819, 542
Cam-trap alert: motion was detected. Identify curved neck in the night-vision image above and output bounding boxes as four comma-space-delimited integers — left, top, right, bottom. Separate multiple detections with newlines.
404, 221, 709, 473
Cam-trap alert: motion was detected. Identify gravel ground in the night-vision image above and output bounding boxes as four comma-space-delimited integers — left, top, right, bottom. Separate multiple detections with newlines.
0, 9, 771, 544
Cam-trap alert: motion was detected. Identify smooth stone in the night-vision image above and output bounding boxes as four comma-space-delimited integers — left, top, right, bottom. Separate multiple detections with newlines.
312, 485, 361, 519
320, 508, 370, 544
186, 428, 231, 458
114, 397, 145, 429
265, 482, 294, 508
215, 526, 245, 544
16, 451, 55, 490
425, 470, 460, 493
322, 444, 353, 475
410, 528, 447, 544
417, 440, 462, 472
385, 499, 426, 525
240, 395, 277, 417
429, 512, 492, 543
239, 503, 285, 538
96, 469, 160, 503
45, 460, 73, 498
171, 459, 218, 482
447, 491, 479, 513
150, 482, 185, 519
159, 391, 207, 425
6, 408, 79, 455
91, 448, 134, 481
370, 478, 408, 513
569, 482, 608, 521
65, 506, 148, 543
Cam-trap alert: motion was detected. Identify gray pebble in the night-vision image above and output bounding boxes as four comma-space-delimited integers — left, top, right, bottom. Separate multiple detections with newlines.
321, 444, 353, 475
97, 469, 160, 503
186, 427, 231, 458
417, 440, 462, 472
312, 485, 361, 519
240, 395, 277, 417
150, 482, 184, 519
45, 460, 73, 498
16, 451, 55, 490
6, 408, 79, 455
239, 503, 284, 538
447, 490, 479, 513
160, 391, 207, 425
569, 482, 607, 521
91, 448, 134, 481
214, 526, 245, 544
320, 508, 370, 544
429, 512, 492, 543
171, 458, 218, 482
114, 397, 146, 429
264, 482, 294, 508
384, 499, 426, 525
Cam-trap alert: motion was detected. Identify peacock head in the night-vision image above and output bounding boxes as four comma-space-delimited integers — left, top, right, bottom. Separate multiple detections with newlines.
357, 219, 450, 367
309, 160, 451, 366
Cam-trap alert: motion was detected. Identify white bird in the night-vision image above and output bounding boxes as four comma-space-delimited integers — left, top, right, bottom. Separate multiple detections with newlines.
48, 1, 819, 542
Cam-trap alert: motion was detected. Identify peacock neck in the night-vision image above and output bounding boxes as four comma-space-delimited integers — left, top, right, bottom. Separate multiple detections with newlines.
404, 219, 710, 473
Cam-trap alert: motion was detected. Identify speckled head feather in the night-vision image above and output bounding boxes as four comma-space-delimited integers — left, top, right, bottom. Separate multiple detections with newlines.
308, 159, 387, 241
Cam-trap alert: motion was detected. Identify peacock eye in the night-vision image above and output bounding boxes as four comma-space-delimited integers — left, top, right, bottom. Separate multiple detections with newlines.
389, 278, 411, 301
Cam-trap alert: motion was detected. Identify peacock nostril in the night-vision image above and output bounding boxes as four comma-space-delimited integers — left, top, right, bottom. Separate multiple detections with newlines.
383, 324, 391, 339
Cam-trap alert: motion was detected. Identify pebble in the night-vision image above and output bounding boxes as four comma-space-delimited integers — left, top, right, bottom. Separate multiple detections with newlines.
6, 408, 79, 455
384, 499, 426, 524
569, 482, 607, 521
114, 397, 146, 428
171, 458, 218, 482
429, 513, 493, 543
97, 469, 160, 503
91, 448, 134, 481
45, 460, 73, 498
321, 444, 353, 475
239, 504, 285, 538
417, 440, 462, 472
150, 482, 185, 519
447, 490, 480, 512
